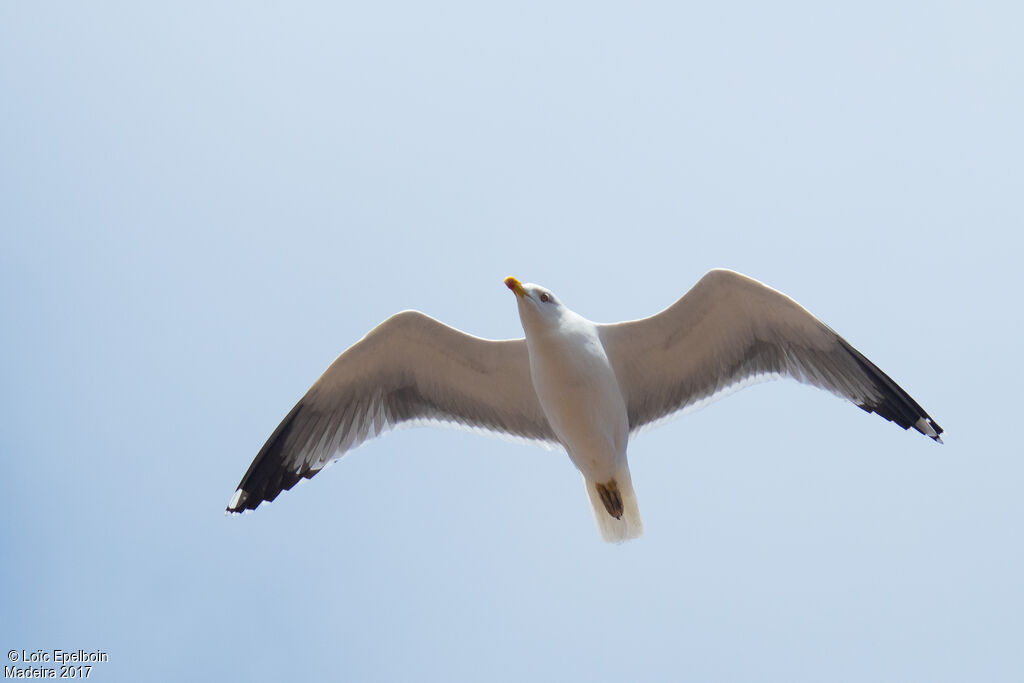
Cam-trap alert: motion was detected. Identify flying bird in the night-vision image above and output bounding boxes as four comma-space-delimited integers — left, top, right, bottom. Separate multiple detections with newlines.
227, 269, 943, 542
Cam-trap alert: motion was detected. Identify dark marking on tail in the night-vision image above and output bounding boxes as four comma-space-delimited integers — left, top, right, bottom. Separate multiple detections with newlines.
596, 479, 624, 519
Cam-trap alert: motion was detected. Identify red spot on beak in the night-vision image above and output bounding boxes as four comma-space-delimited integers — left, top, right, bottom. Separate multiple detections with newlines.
504, 276, 524, 296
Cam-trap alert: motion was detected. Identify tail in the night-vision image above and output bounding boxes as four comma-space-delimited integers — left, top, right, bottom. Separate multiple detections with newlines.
584, 465, 643, 543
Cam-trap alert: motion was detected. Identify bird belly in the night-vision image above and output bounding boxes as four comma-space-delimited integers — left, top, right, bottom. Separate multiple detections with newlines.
528, 336, 628, 480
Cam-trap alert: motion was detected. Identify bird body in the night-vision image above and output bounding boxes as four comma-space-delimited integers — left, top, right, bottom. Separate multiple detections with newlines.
228, 269, 943, 543
521, 304, 626, 480
510, 280, 641, 540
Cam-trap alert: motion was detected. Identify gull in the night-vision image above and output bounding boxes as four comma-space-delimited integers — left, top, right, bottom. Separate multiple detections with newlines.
227, 269, 943, 542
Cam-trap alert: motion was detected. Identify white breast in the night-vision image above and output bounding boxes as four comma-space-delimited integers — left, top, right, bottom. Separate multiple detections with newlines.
525, 315, 628, 480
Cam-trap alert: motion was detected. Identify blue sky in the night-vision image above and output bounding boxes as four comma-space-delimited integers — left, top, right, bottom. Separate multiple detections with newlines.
2, 1, 1022, 681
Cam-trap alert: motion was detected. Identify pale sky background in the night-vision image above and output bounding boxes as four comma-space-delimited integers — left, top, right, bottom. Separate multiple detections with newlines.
2, 2, 1022, 681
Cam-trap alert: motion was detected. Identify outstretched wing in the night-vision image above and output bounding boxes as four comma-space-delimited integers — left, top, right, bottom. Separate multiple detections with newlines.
599, 269, 943, 441
228, 310, 555, 512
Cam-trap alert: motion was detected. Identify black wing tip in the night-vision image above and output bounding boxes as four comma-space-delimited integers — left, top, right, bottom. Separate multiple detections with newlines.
226, 467, 320, 514
916, 416, 945, 443
226, 398, 320, 514
226, 487, 265, 514
226, 488, 251, 514
855, 400, 944, 443
837, 338, 943, 443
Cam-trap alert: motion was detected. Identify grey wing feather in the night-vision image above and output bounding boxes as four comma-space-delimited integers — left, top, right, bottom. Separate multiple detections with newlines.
599, 269, 943, 441
228, 310, 554, 512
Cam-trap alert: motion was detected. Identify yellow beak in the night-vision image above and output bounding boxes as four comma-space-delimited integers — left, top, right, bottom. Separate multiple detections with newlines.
504, 276, 528, 298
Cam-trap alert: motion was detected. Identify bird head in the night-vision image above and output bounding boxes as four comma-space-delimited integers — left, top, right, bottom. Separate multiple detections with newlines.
504, 276, 566, 333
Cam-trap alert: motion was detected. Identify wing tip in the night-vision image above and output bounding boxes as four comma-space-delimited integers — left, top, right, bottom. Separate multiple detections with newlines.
226, 488, 256, 514
914, 416, 944, 444
225, 465, 323, 515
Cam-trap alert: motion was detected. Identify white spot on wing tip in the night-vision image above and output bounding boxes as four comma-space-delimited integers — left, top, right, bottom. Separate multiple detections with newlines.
228, 489, 244, 511
914, 417, 938, 438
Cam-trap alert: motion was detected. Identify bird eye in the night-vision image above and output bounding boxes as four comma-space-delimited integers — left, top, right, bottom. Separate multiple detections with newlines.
539, 292, 551, 303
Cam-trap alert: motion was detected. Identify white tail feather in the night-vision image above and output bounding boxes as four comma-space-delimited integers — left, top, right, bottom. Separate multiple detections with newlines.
584, 466, 643, 543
